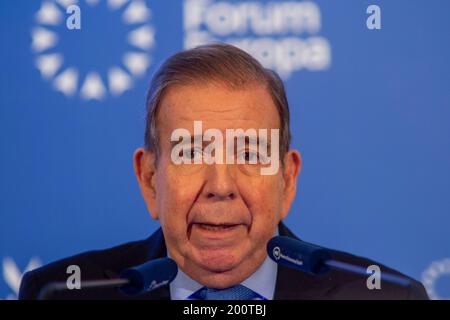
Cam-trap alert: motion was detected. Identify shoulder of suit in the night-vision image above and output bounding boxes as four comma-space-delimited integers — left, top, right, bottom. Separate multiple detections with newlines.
278, 222, 428, 299
281, 221, 417, 280
19, 230, 163, 299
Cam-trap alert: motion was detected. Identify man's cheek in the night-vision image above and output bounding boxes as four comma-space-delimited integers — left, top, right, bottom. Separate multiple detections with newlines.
250, 207, 279, 234
162, 216, 187, 250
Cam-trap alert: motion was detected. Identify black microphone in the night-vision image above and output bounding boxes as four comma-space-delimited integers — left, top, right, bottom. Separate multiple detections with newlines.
267, 236, 411, 287
38, 257, 178, 300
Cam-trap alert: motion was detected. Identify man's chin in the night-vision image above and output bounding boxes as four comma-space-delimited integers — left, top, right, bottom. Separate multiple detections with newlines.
186, 251, 258, 288
192, 260, 251, 289
195, 250, 241, 273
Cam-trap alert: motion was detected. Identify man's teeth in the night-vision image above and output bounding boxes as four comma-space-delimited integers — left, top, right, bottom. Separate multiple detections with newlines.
197, 223, 235, 231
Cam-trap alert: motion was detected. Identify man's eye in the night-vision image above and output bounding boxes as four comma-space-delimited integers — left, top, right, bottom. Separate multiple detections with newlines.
239, 150, 259, 163
182, 147, 202, 160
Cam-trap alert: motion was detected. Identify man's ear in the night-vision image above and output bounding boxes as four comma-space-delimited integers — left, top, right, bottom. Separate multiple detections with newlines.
133, 148, 159, 220
280, 149, 302, 220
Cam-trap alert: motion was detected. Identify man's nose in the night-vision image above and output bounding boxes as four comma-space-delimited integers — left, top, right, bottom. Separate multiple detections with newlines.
202, 164, 238, 201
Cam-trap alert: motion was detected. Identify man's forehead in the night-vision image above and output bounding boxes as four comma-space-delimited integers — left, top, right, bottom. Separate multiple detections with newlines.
157, 83, 280, 130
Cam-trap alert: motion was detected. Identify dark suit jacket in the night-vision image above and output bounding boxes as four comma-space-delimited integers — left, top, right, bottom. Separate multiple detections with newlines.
19, 222, 428, 300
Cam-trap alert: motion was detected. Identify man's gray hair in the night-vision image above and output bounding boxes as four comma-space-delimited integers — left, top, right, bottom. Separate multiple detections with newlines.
144, 43, 291, 162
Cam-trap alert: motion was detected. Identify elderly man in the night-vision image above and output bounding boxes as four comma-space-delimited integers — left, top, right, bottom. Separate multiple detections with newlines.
19, 44, 428, 300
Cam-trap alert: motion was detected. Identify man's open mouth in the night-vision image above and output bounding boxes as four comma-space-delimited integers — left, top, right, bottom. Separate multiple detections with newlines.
195, 223, 240, 231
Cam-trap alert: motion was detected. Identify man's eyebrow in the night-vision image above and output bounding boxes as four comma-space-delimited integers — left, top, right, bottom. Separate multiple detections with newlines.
169, 134, 205, 147
233, 134, 271, 148
169, 133, 272, 147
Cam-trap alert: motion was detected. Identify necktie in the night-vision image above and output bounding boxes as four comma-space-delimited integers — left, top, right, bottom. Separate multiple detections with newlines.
189, 284, 264, 300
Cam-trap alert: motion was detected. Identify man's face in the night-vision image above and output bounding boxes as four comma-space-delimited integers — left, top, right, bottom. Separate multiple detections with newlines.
134, 82, 301, 288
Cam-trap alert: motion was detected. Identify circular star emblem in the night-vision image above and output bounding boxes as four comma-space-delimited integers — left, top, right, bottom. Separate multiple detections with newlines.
31, 0, 155, 101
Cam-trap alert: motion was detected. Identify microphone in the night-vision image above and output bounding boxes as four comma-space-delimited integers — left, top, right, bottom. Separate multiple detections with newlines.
267, 236, 411, 287
38, 257, 178, 300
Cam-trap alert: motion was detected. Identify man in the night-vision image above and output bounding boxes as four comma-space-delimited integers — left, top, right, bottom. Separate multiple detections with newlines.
19, 43, 428, 300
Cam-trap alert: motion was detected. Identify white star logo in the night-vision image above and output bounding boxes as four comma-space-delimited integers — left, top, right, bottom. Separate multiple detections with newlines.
2, 256, 42, 300
31, 0, 155, 101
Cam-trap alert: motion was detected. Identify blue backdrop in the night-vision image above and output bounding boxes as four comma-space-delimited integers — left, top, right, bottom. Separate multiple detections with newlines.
1, 0, 449, 299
